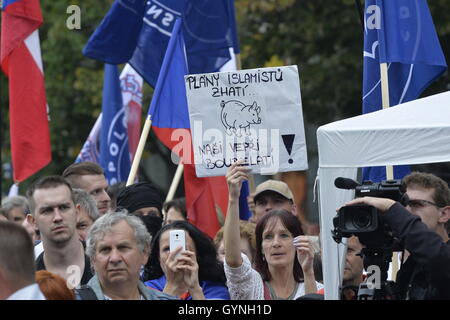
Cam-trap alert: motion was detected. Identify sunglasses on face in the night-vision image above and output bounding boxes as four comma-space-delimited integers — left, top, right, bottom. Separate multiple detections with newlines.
399, 193, 443, 209
403, 199, 443, 209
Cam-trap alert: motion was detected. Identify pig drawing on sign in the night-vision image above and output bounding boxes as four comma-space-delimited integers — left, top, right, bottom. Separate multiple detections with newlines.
220, 100, 262, 137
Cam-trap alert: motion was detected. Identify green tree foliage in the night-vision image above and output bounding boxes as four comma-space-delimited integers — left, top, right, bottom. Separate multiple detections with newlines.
235, 0, 450, 124
40, 0, 110, 167
1, 0, 157, 193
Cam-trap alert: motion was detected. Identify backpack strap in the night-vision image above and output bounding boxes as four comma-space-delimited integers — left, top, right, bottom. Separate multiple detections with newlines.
75, 285, 98, 300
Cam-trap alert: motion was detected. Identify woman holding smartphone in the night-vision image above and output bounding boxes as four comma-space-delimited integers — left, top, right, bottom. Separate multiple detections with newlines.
224, 161, 323, 300
144, 221, 230, 300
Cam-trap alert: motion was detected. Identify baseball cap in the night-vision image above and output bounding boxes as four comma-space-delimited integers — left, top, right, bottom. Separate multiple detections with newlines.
253, 180, 294, 203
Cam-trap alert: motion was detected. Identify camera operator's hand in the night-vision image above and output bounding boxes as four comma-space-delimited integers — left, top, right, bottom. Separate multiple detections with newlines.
342, 196, 396, 213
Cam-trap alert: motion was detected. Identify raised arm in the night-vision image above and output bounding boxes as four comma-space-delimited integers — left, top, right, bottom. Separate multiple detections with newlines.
162, 247, 205, 299
224, 161, 250, 268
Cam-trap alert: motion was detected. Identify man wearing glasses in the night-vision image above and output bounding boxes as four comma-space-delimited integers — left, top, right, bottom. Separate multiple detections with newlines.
402, 173, 450, 241
344, 172, 450, 300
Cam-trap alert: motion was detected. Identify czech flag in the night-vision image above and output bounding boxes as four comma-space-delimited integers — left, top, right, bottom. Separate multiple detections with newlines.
1, 0, 51, 182
148, 18, 228, 239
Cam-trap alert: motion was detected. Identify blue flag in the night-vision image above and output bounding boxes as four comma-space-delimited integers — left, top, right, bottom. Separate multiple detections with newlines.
147, 18, 229, 238
83, 0, 239, 87
147, 19, 190, 131
362, 0, 447, 182
83, 0, 145, 64
100, 64, 132, 185
239, 181, 252, 221
75, 115, 101, 164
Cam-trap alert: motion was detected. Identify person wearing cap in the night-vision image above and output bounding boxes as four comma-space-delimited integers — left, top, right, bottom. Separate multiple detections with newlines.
252, 179, 297, 222
116, 182, 163, 219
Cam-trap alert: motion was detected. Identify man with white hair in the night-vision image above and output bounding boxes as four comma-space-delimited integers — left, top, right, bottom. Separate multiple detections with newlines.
77, 211, 176, 300
1, 195, 29, 224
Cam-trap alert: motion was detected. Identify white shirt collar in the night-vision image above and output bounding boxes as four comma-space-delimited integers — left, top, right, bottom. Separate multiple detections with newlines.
7, 283, 46, 300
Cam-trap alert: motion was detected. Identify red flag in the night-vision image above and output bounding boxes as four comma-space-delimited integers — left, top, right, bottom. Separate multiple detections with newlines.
183, 164, 228, 238
1, 0, 51, 182
163, 128, 228, 239
119, 64, 143, 158
153, 127, 228, 239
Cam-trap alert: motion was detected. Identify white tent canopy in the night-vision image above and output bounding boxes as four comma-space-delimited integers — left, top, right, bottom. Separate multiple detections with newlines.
316, 90, 450, 300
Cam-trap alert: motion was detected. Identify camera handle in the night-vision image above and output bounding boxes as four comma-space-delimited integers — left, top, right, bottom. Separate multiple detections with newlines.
359, 247, 392, 282
356, 247, 399, 300
357, 280, 397, 300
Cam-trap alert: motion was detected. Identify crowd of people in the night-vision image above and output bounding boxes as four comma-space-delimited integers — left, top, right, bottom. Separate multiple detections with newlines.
0, 161, 449, 300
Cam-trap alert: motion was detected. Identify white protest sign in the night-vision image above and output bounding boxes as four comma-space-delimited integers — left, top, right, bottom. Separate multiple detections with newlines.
185, 65, 308, 177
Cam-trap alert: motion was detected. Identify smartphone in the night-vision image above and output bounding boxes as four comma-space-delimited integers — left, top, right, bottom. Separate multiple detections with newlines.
169, 229, 186, 257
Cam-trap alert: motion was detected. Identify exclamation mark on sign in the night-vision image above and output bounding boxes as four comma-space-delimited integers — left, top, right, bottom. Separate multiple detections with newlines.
282, 134, 295, 164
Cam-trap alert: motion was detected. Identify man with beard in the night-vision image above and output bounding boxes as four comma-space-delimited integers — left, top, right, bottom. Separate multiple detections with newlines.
26, 176, 93, 288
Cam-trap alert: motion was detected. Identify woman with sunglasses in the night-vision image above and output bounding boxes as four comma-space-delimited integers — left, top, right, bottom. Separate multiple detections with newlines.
223, 161, 322, 300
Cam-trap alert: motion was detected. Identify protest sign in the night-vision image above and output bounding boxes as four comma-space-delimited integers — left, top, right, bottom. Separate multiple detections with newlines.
185, 65, 308, 177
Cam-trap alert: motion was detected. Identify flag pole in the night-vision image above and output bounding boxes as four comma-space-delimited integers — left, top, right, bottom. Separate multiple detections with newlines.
129, 18, 187, 220
165, 162, 184, 203
379, 63, 394, 180
126, 116, 152, 186
127, 17, 182, 187
161, 162, 184, 220
380, 62, 398, 280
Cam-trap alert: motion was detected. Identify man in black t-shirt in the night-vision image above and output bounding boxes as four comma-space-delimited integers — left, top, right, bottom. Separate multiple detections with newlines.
26, 176, 93, 288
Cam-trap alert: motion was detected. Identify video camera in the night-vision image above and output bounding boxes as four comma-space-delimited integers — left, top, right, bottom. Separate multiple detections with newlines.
332, 178, 405, 249
332, 178, 406, 300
